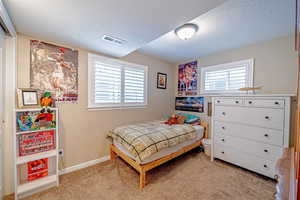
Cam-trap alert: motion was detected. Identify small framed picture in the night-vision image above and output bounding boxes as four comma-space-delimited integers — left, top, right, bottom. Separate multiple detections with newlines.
157, 72, 167, 89
17, 89, 40, 108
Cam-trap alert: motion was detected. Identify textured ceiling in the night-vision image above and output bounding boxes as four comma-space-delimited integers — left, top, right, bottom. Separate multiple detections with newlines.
3, 0, 225, 57
139, 0, 295, 63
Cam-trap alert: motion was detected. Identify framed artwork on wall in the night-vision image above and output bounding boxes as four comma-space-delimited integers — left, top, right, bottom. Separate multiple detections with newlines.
157, 72, 167, 89
175, 96, 204, 113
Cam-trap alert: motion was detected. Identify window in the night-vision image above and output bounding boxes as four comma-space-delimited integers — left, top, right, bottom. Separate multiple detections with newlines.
200, 59, 254, 94
88, 54, 148, 108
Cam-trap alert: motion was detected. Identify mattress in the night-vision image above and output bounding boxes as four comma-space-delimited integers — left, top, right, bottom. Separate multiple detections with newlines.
113, 125, 204, 164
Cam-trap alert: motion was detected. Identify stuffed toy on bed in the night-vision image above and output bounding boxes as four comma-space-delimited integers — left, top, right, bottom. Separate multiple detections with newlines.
164, 114, 186, 125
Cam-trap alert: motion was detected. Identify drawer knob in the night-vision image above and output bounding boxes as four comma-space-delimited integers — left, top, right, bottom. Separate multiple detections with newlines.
222, 112, 226, 116
221, 126, 225, 130
217, 100, 220, 103
235, 101, 239, 104
221, 151, 225, 154
221, 139, 225, 142
264, 134, 269, 137
263, 164, 268, 168
248, 101, 252, 104
265, 116, 270, 120
274, 102, 279, 105
264, 149, 268, 153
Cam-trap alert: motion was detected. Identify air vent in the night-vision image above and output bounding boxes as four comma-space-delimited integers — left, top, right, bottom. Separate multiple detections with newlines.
102, 35, 126, 45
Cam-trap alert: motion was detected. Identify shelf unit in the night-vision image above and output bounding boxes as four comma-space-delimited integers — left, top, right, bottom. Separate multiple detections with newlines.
17, 174, 58, 195
13, 108, 59, 200
16, 128, 56, 135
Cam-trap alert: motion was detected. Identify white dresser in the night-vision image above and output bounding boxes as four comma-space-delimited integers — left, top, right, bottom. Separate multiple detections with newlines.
211, 95, 292, 178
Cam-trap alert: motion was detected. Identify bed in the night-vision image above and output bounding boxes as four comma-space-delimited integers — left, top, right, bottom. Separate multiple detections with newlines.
108, 120, 208, 188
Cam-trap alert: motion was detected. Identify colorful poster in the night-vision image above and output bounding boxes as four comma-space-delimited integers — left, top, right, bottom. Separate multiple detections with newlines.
178, 61, 198, 96
27, 158, 48, 181
175, 97, 204, 113
30, 40, 78, 102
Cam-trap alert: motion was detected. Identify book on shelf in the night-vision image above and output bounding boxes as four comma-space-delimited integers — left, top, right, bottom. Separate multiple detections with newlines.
27, 158, 48, 181
16, 110, 56, 132
18, 130, 56, 156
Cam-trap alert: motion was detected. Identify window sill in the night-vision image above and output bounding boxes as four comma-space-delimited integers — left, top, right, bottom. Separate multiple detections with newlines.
87, 105, 147, 111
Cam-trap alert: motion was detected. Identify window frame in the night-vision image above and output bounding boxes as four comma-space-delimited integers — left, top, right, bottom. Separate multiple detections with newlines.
200, 59, 254, 94
88, 53, 148, 109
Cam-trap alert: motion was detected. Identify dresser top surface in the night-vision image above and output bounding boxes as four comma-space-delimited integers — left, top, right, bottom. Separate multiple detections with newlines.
208, 93, 295, 97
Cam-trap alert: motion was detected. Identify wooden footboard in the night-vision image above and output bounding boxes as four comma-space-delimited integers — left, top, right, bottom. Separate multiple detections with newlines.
110, 121, 208, 189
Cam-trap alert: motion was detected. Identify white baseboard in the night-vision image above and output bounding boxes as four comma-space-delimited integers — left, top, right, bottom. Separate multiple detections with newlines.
59, 155, 110, 175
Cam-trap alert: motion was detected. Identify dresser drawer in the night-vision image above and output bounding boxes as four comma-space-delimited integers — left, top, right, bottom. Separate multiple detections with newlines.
214, 98, 244, 106
214, 106, 284, 130
245, 98, 284, 108
214, 134, 283, 160
214, 121, 284, 146
214, 144, 276, 178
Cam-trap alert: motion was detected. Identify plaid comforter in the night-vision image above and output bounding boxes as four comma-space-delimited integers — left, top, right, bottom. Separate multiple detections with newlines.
108, 121, 196, 163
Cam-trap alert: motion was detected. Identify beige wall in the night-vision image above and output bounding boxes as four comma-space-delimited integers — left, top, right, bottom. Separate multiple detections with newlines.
197, 36, 297, 94
4, 34, 175, 195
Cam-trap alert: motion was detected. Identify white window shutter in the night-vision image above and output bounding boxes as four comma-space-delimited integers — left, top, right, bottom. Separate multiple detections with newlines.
93, 62, 122, 104
88, 53, 148, 108
204, 66, 247, 91
124, 67, 145, 103
201, 59, 253, 94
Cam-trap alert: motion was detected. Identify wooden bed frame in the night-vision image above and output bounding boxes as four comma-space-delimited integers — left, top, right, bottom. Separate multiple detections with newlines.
110, 121, 209, 189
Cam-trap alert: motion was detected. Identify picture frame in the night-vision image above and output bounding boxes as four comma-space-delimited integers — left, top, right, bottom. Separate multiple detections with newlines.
17, 88, 40, 108
157, 72, 167, 89
175, 96, 204, 113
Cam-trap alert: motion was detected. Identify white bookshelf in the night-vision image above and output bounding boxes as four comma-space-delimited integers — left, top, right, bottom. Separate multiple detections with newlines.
13, 108, 59, 200
16, 128, 56, 135
17, 174, 58, 194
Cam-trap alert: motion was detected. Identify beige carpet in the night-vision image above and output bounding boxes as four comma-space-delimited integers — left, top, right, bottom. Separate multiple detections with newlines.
7, 150, 276, 200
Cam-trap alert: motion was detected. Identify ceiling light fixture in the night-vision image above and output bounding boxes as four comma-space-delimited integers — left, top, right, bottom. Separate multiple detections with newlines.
175, 23, 198, 40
